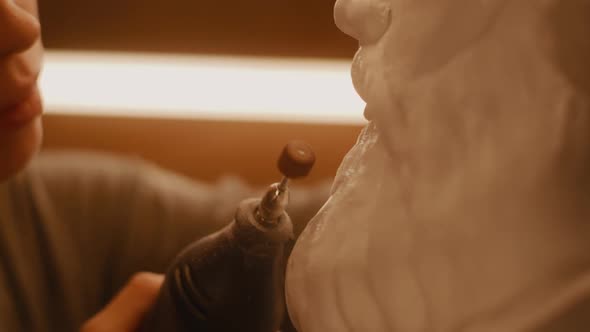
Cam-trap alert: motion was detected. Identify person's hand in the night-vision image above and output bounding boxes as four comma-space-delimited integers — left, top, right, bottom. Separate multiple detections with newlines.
80, 273, 164, 332
0, 0, 42, 111
0, 0, 43, 179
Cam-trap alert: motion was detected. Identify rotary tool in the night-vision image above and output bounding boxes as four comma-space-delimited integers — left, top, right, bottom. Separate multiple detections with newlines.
139, 140, 316, 332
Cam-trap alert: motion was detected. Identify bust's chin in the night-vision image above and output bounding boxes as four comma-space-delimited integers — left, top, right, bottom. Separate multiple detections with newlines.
0, 117, 42, 182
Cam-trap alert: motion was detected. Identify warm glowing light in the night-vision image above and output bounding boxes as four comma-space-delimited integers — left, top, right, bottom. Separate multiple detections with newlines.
39, 51, 367, 124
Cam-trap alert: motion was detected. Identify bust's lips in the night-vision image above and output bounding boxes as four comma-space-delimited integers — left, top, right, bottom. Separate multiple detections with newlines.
0, 88, 42, 129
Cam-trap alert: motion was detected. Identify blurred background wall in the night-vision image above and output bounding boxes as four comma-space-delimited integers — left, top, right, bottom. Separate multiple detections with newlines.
38, 0, 364, 185
39, 0, 356, 58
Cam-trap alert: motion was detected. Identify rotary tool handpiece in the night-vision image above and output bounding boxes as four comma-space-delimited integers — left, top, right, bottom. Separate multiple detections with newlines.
139, 141, 316, 332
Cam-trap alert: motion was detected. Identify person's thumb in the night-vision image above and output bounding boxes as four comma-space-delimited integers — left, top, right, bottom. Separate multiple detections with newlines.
81, 272, 164, 332
0, 0, 40, 54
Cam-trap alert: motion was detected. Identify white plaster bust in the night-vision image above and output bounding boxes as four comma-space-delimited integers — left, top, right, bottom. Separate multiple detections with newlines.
286, 0, 590, 330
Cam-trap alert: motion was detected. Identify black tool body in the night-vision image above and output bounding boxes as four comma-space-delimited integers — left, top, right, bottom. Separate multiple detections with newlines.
140, 199, 293, 332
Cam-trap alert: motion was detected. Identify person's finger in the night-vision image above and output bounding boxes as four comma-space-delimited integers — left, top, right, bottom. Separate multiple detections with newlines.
0, 0, 42, 110
0, 0, 40, 54
80, 273, 164, 332
0, 40, 42, 110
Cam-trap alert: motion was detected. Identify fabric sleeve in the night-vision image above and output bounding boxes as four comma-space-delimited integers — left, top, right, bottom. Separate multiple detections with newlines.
14, 151, 329, 329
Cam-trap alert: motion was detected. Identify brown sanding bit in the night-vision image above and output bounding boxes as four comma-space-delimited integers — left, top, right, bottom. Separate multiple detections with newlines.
278, 140, 316, 179
256, 140, 316, 225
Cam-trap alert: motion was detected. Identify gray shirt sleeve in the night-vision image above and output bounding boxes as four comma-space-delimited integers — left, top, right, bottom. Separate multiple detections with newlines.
0, 151, 330, 332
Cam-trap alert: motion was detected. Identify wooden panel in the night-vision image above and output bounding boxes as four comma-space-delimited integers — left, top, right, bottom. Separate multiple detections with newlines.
38, 0, 358, 58
42, 114, 363, 185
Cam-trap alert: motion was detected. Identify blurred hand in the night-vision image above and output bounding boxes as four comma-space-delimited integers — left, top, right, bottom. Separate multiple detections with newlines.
0, 0, 42, 110
80, 273, 164, 332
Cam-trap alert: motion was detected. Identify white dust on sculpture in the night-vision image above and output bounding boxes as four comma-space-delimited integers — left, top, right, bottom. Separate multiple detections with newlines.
286, 0, 590, 331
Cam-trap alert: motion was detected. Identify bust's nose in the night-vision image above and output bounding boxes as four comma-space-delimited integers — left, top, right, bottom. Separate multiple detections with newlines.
334, 0, 391, 46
